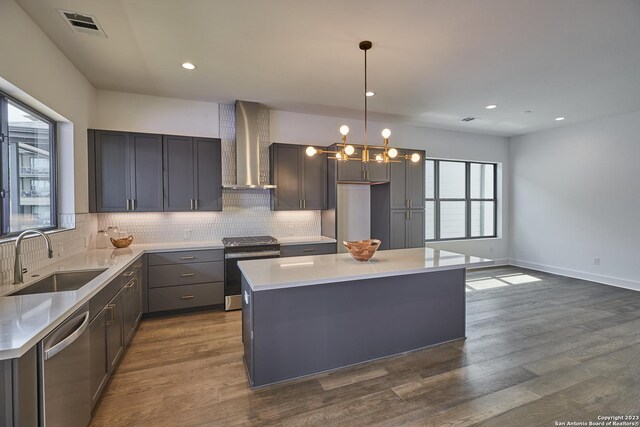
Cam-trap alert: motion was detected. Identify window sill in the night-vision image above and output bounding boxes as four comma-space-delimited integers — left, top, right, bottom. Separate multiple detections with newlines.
426, 236, 501, 244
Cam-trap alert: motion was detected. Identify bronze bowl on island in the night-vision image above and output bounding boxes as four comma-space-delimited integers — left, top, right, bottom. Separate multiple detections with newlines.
343, 239, 381, 262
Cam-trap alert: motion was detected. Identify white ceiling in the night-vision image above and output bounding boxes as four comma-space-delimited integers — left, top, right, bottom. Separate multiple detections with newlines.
15, 0, 640, 136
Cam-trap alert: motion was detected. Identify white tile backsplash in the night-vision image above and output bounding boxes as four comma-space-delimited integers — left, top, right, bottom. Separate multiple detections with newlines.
97, 190, 321, 243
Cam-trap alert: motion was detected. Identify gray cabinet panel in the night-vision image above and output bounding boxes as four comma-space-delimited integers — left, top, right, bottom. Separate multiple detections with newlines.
390, 161, 407, 210
163, 135, 194, 211
193, 138, 222, 211
107, 291, 124, 372
280, 243, 336, 257
130, 133, 163, 212
303, 151, 327, 210
148, 249, 223, 265
89, 309, 109, 409
337, 159, 364, 182
366, 149, 390, 182
406, 158, 425, 209
148, 262, 224, 288
390, 210, 407, 249
148, 282, 224, 312
93, 130, 130, 212
271, 144, 302, 210
407, 210, 426, 248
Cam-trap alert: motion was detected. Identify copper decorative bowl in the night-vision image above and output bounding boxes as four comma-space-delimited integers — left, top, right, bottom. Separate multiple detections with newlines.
343, 239, 381, 262
110, 236, 133, 248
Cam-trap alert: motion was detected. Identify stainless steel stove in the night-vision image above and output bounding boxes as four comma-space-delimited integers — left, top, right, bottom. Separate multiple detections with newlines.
222, 236, 280, 311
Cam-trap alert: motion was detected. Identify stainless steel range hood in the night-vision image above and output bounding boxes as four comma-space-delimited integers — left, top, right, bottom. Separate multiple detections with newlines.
223, 100, 276, 189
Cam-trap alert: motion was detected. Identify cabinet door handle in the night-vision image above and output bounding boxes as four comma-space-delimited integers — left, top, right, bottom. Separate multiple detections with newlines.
303, 248, 316, 253
126, 199, 131, 211
106, 304, 115, 326
303, 199, 306, 209
194, 199, 199, 210
125, 280, 135, 288
180, 256, 196, 260
132, 199, 137, 211
180, 295, 195, 300
190, 199, 194, 210
123, 271, 134, 277
180, 272, 195, 277
134, 263, 142, 268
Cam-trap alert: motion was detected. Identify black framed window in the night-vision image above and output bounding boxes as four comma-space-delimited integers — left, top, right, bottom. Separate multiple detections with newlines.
0, 92, 57, 236
425, 159, 497, 241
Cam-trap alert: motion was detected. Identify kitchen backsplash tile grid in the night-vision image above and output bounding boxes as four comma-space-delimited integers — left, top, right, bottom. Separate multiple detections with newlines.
97, 190, 320, 243
0, 213, 97, 284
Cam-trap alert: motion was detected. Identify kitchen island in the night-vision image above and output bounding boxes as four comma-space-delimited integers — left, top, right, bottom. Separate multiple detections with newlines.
239, 247, 493, 388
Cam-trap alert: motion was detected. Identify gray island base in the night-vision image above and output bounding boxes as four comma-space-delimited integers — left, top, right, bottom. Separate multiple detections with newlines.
241, 261, 470, 388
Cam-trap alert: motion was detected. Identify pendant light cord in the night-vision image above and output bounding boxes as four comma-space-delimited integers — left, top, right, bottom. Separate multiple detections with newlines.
364, 46, 368, 153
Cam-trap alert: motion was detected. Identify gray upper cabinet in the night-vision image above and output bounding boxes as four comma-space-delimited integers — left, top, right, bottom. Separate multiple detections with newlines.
163, 135, 194, 211
89, 130, 131, 212
390, 150, 425, 210
335, 146, 389, 183
163, 136, 222, 212
194, 138, 223, 211
89, 130, 163, 213
270, 144, 302, 210
130, 133, 164, 212
270, 143, 327, 210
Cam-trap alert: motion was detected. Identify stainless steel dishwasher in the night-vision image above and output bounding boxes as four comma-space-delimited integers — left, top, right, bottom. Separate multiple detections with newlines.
39, 303, 91, 427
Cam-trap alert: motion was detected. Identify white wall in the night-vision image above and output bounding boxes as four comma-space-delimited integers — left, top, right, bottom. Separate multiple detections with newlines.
93, 90, 220, 137
271, 110, 510, 261
510, 109, 640, 290
0, 0, 96, 213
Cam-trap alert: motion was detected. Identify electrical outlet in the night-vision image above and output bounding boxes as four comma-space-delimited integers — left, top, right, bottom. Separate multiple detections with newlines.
56, 243, 64, 258
594, 257, 601, 266
183, 229, 192, 240
490, 246, 494, 253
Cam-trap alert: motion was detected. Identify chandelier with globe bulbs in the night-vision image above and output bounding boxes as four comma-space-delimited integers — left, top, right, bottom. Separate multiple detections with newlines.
305, 40, 421, 165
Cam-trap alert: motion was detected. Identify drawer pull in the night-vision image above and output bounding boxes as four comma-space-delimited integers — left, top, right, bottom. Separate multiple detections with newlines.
180, 256, 196, 260
123, 271, 134, 277
180, 295, 195, 300
303, 248, 316, 253
180, 273, 195, 277
134, 263, 142, 268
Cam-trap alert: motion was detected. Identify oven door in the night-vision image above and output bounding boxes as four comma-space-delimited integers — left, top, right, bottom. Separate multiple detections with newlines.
224, 250, 280, 310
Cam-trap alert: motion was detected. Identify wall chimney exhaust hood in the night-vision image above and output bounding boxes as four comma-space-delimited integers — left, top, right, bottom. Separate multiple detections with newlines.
223, 100, 276, 189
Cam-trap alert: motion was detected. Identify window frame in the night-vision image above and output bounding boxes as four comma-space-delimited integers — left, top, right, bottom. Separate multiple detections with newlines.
0, 91, 58, 237
426, 159, 497, 242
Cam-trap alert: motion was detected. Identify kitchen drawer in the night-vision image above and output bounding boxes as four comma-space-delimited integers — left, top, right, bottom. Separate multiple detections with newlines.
148, 249, 223, 266
280, 243, 337, 258
148, 261, 223, 288
148, 282, 224, 312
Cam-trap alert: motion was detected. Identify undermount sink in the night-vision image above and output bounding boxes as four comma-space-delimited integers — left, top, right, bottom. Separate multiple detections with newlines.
9, 269, 107, 296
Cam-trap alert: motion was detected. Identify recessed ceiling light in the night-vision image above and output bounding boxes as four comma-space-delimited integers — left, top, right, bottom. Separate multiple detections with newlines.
555, 117, 565, 121
182, 62, 196, 70
485, 104, 497, 109
522, 110, 532, 114
365, 91, 375, 97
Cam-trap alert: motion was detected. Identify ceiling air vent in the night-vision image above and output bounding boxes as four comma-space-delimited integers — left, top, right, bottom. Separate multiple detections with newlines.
461, 117, 476, 122
58, 10, 107, 37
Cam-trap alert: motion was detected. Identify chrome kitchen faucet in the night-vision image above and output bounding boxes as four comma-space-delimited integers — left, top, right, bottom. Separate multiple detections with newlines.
14, 229, 54, 284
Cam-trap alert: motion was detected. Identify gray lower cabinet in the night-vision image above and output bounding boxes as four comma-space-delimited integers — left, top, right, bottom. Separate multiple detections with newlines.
89, 308, 109, 408
147, 250, 225, 312
390, 210, 425, 249
88, 130, 163, 213
164, 135, 222, 212
0, 347, 38, 427
280, 242, 337, 257
270, 143, 327, 210
107, 290, 125, 373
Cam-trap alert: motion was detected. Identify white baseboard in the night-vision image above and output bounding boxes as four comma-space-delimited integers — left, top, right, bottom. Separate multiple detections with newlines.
467, 258, 509, 270
508, 259, 640, 292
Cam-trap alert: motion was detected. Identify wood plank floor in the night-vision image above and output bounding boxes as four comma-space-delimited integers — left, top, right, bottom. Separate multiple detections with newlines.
89, 266, 640, 426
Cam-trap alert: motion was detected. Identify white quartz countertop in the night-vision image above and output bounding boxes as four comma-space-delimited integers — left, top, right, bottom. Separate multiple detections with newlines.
0, 236, 331, 360
239, 247, 493, 291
